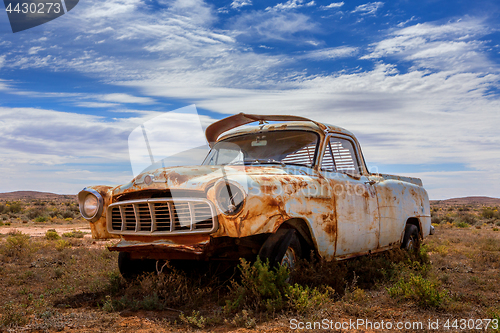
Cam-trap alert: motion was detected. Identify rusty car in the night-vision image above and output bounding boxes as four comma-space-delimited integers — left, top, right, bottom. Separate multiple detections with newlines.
78, 113, 434, 278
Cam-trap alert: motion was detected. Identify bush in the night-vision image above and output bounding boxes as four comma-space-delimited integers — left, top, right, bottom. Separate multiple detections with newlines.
55, 239, 71, 251
387, 273, 448, 309
7, 202, 23, 214
26, 207, 46, 220
482, 208, 495, 219
225, 257, 289, 313
45, 229, 61, 240
0, 231, 33, 261
35, 216, 48, 222
455, 221, 469, 228
62, 210, 76, 219
431, 216, 442, 224
62, 230, 85, 238
224, 257, 330, 315
457, 212, 478, 225
179, 310, 207, 329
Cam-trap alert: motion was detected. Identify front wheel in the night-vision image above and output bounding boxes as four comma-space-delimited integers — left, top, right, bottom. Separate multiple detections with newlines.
402, 224, 420, 251
118, 252, 156, 280
278, 233, 301, 270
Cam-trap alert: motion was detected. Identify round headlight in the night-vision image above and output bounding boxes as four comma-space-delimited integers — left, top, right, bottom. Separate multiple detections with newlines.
84, 194, 98, 217
78, 188, 104, 222
215, 181, 245, 215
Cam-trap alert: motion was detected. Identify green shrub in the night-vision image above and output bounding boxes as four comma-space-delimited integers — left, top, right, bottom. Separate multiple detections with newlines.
55, 239, 71, 250
0, 231, 33, 260
225, 257, 289, 313
286, 283, 332, 314
45, 229, 60, 240
457, 212, 477, 225
35, 216, 48, 222
482, 208, 495, 219
455, 221, 469, 228
26, 208, 45, 220
62, 210, 76, 219
6, 202, 23, 214
387, 273, 448, 309
431, 216, 442, 224
224, 257, 330, 315
179, 310, 207, 329
62, 230, 85, 238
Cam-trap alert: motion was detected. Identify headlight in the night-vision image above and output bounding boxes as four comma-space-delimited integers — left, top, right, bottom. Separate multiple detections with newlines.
78, 188, 104, 222
214, 180, 245, 215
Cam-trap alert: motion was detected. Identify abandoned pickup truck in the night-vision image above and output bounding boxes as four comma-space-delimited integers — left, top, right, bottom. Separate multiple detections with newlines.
78, 113, 433, 277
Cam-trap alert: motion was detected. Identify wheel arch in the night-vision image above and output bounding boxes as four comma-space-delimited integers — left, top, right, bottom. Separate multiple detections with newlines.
279, 218, 318, 259
405, 217, 423, 240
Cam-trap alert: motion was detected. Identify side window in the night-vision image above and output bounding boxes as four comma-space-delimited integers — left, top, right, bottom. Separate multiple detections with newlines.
321, 141, 335, 172
321, 137, 360, 175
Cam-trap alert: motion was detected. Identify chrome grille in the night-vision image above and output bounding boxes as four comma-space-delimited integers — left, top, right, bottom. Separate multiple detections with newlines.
107, 198, 218, 235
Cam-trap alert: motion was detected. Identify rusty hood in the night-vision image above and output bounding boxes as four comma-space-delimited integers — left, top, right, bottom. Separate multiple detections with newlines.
112, 165, 314, 197
205, 113, 328, 147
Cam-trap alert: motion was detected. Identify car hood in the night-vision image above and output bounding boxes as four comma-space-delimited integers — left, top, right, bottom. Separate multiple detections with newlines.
113, 164, 315, 196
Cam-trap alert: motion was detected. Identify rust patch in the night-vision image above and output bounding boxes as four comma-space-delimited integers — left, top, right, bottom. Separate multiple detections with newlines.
322, 212, 337, 237
167, 171, 191, 185
261, 185, 278, 194
123, 234, 210, 245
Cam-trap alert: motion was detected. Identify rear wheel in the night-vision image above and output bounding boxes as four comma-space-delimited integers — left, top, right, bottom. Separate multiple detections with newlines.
402, 224, 420, 251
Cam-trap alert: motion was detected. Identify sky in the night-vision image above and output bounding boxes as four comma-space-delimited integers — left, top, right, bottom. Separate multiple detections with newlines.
0, 0, 499, 199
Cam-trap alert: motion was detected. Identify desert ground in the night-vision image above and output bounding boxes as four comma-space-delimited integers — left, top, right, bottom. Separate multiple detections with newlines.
0, 191, 499, 332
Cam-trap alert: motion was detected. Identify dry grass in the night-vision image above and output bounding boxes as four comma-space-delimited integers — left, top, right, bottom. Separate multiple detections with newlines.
1, 199, 500, 332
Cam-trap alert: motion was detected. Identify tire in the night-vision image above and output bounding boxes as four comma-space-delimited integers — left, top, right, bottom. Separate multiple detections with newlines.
402, 224, 420, 251
278, 233, 302, 270
258, 229, 302, 269
118, 252, 156, 280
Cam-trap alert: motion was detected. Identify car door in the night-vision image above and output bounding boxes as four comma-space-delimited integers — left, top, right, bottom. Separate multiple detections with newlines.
320, 135, 380, 257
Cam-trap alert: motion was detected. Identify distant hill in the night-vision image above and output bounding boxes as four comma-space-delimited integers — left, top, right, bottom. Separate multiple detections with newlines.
0, 191, 75, 200
431, 196, 500, 206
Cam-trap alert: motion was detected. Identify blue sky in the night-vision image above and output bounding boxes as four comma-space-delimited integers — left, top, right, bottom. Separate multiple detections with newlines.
0, 0, 499, 199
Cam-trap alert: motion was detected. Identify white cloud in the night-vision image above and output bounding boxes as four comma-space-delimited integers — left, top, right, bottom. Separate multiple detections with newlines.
266, 0, 315, 11
230, 0, 252, 9
351, 2, 384, 15
300, 46, 358, 60
361, 18, 493, 72
99, 93, 156, 104
76, 102, 120, 108
28, 46, 45, 55
231, 11, 317, 41
320, 2, 344, 10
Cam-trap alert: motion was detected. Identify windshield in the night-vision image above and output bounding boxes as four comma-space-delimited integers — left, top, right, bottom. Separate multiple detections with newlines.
202, 130, 319, 168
